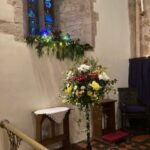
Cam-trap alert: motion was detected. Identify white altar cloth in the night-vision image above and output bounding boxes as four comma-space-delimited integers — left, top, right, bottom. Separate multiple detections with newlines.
34, 107, 69, 124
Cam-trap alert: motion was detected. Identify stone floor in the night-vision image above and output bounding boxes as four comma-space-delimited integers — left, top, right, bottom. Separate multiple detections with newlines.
71, 134, 150, 150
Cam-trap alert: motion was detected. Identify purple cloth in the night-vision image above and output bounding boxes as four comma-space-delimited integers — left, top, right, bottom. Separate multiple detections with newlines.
123, 105, 146, 113
129, 58, 150, 107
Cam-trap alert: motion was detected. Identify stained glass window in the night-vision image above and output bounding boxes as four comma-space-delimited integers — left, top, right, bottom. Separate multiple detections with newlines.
27, 0, 54, 36
27, 0, 39, 35
44, 0, 54, 34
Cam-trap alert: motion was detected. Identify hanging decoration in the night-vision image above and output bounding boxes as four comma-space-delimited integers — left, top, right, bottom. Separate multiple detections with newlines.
26, 29, 93, 60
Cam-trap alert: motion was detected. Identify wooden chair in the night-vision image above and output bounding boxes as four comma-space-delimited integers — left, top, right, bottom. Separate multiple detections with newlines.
118, 88, 150, 132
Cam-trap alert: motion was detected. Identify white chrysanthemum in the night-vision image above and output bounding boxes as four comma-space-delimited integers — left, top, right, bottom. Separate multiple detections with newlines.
80, 86, 85, 90
66, 83, 70, 87
98, 72, 110, 81
74, 85, 78, 90
77, 64, 91, 72
66, 71, 73, 80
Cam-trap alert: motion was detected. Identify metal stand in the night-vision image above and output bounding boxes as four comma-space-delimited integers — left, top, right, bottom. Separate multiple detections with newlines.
0, 121, 21, 150
6, 130, 21, 150
86, 105, 92, 150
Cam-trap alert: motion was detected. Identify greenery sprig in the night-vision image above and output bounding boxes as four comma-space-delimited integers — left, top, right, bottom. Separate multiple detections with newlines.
26, 29, 93, 60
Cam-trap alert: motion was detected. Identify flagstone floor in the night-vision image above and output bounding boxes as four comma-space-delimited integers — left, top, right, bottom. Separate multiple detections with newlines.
71, 134, 150, 150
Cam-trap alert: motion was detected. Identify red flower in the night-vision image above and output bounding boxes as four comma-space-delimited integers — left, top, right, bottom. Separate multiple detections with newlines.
71, 76, 78, 81
73, 73, 89, 83
52, 29, 62, 37
91, 71, 98, 79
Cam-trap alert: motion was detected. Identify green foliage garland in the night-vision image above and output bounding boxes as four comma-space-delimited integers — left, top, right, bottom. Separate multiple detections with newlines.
26, 30, 93, 60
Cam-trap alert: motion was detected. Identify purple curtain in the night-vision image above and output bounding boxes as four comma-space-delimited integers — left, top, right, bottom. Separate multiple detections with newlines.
129, 57, 150, 107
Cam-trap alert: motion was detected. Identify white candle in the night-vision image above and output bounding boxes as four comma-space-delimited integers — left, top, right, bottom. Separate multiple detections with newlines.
141, 0, 144, 13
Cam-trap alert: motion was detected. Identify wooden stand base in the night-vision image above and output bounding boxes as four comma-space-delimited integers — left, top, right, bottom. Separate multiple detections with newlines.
34, 108, 71, 149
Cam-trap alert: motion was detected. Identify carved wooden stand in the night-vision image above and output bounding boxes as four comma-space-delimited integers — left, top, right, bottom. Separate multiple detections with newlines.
35, 109, 71, 150
92, 99, 116, 140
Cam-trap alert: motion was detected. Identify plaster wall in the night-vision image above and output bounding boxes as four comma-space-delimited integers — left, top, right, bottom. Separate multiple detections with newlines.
93, 0, 130, 94
0, 0, 130, 150
93, 0, 131, 128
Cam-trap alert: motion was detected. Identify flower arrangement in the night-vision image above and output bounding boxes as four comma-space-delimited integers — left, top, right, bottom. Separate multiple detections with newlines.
62, 58, 116, 110
61, 57, 116, 150
26, 28, 92, 60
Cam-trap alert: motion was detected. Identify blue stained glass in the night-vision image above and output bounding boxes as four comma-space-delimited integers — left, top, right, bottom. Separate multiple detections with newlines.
31, 27, 36, 35
32, 0, 37, 3
45, 0, 52, 8
45, 15, 53, 23
28, 0, 39, 35
46, 24, 53, 33
40, 28, 48, 36
30, 20, 36, 27
29, 0, 38, 3
28, 8, 36, 18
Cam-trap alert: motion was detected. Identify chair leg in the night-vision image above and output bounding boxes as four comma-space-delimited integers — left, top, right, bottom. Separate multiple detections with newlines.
121, 114, 124, 129
148, 115, 150, 133
121, 114, 126, 130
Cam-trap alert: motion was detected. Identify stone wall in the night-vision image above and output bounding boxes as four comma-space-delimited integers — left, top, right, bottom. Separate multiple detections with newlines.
0, 0, 94, 44
54, 0, 93, 44
0, 0, 24, 41
128, 0, 150, 57
128, 0, 136, 57
141, 0, 150, 56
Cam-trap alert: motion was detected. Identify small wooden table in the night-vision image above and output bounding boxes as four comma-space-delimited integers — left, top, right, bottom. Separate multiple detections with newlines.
34, 107, 71, 149
92, 99, 117, 140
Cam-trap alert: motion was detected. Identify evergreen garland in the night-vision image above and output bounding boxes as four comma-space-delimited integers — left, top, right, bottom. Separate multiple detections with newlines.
26, 29, 93, 60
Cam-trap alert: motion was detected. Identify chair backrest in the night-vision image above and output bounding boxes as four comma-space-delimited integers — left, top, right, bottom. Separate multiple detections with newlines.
118, 88, 139, 106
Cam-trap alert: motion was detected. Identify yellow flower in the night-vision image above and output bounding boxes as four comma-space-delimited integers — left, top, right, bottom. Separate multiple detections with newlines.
75, 90, 79, 96
62, 99, 69, 103
65, 86, 73, 94
46, 38, 50, 43
87, 91, 93, 97
94, 69, 100, 74
91, 81, 101, 91
34, 38, 38, 42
